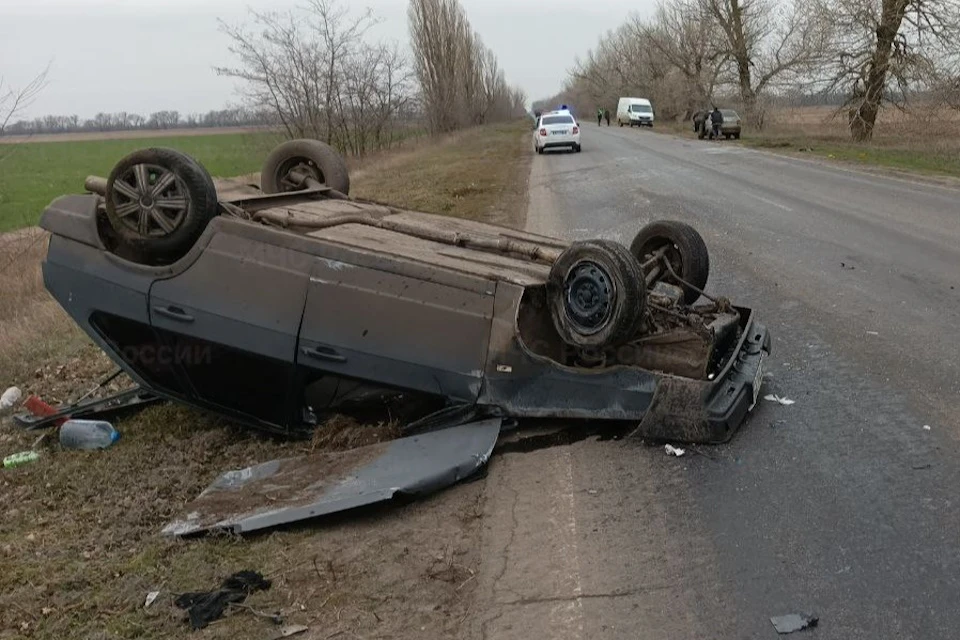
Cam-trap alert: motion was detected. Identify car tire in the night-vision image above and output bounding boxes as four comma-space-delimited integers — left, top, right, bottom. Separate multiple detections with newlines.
629, 220, 710, 305
548, 240, 646, 349
574, 144, 582, 153
104, 147, 218, 265
734, 133, 741, 140
261, 139, 350, 195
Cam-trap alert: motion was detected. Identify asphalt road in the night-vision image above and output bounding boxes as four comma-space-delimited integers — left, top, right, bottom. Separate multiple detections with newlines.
469, 125, 960, 639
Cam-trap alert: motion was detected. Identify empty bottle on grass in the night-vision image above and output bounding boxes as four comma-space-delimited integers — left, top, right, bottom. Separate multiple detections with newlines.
59, 420, 120, 450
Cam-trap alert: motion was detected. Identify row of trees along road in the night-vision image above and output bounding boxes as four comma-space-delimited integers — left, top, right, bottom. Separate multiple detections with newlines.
218, 0, 525, 154
540, 0, 960, 141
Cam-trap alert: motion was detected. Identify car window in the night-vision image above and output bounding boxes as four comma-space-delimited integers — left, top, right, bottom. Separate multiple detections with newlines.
542, 115, 574, 125
630, 105, 652, 113
721, 110, 739, 118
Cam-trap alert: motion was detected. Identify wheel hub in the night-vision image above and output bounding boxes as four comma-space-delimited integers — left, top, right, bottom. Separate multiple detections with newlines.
564, 261, 615, 334
110, 163, 190, 238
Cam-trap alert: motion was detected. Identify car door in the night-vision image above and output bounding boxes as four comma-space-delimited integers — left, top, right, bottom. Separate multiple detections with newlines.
297, 255, 496, 406
41, 196, 191, 400
148, 230, 311, 428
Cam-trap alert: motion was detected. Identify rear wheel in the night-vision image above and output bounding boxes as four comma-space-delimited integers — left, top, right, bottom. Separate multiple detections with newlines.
105, 148, 218, 264
260, 139, 350, 195
548, 240, 646, 348
630, 220, 710, 305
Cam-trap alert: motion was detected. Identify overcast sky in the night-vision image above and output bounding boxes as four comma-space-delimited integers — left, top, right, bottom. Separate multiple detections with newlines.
0, 0, 653, 120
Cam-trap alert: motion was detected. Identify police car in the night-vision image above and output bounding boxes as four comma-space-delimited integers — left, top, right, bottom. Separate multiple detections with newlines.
533, 107, 581, 154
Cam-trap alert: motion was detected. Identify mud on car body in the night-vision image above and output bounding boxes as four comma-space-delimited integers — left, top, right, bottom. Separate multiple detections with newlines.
39, 140, 769, 446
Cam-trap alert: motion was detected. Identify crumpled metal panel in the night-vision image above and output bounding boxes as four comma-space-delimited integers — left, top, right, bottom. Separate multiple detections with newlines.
162, 418, 501, 536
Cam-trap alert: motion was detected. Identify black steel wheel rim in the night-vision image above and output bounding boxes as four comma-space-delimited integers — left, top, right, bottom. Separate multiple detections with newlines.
111, 164, 190, 238
563, 260, 615, 334
276, 157, 325, 191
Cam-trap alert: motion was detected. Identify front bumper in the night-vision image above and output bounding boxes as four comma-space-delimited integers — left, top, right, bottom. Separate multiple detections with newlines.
630, 117, 654, 126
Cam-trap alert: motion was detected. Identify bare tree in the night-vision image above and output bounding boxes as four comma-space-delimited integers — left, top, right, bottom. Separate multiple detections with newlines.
642, 1, 728, 117
0, 67, 48, 138
409, 0, 526, 133
821, 0, 960, 141
700, 0, 830, 124
218, 0, 412, 154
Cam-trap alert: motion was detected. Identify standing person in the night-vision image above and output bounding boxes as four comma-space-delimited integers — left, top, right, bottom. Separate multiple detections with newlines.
710, 106, 724, 140
597, 107, 603, 126
604, 108, 611, 126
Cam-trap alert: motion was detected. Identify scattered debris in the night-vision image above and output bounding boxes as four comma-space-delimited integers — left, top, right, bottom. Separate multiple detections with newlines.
0, 386, 22, 410
841, 262, 855, 270
21, 395, 67, 428
59, 420, 120, 450
14, 387, 158, 431
274, 624, 309, 638
174, 570, 272, 630
923, 425, 931, 431
664, 444, 686, 457
144, 591, 160, 609
770, 613, 819, 634
3, 451, 39, 469
866, 331, 879, 336
764, 395, 796, 406
912, 463, 933, 470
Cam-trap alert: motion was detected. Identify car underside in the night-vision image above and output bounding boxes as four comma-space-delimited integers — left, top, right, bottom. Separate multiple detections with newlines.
38, 140, 769, 448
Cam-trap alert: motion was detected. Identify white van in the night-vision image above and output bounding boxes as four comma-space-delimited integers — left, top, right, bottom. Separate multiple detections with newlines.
617, 98, 655, 127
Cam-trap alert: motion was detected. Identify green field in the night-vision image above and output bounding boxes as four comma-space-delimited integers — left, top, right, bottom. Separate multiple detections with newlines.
0, 132, 280, 232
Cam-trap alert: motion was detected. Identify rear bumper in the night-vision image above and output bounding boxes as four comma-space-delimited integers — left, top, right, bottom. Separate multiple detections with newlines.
541, 139, 580, 149
632, 320, 770, 443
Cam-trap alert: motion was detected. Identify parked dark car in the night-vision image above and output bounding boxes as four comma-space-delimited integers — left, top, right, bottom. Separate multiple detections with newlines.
38, 141, 768, 445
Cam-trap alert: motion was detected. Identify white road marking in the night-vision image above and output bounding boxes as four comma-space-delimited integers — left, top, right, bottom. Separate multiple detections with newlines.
748, 193, 793, 212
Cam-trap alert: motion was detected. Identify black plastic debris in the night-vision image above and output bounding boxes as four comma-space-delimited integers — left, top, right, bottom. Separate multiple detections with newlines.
174, 570, 272, 630
770, 613, 819, 634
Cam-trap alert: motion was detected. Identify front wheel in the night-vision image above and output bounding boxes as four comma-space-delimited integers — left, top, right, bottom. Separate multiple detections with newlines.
548, 240, 646, 348
574, 144, 582, 153
105, 148, 218, 264
260, 139, 350, 195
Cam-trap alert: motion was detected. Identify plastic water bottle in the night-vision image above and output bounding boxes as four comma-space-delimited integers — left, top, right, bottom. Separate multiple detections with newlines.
59, 420, 121, 450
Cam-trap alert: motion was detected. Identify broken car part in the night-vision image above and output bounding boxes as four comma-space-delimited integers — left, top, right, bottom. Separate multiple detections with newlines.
163, 418, 501, 536
13, 387, 159, 431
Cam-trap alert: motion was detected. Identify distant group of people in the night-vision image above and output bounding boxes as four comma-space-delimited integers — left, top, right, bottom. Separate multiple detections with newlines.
597, 108, 610, 126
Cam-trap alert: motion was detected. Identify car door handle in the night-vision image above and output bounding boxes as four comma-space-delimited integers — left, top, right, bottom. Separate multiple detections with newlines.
301, 346, 347, 363
154, 306, 195, 323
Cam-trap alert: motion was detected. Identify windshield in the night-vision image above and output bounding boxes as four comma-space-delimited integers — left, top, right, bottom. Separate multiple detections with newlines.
542, 115, 574, 125
630, 105, 652, 113
721, 110, 739, 119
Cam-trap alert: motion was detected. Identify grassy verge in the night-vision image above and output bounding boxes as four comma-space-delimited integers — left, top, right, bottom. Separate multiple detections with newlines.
653, 113, 960, 179
740, 134, 960, 177
0, 120, 531, 639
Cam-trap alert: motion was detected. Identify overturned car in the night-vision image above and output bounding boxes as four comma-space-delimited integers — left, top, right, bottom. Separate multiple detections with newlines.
39, 140, 769, 449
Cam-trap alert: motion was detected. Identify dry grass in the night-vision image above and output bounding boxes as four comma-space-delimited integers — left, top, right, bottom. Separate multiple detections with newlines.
0, 120, 531, 639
